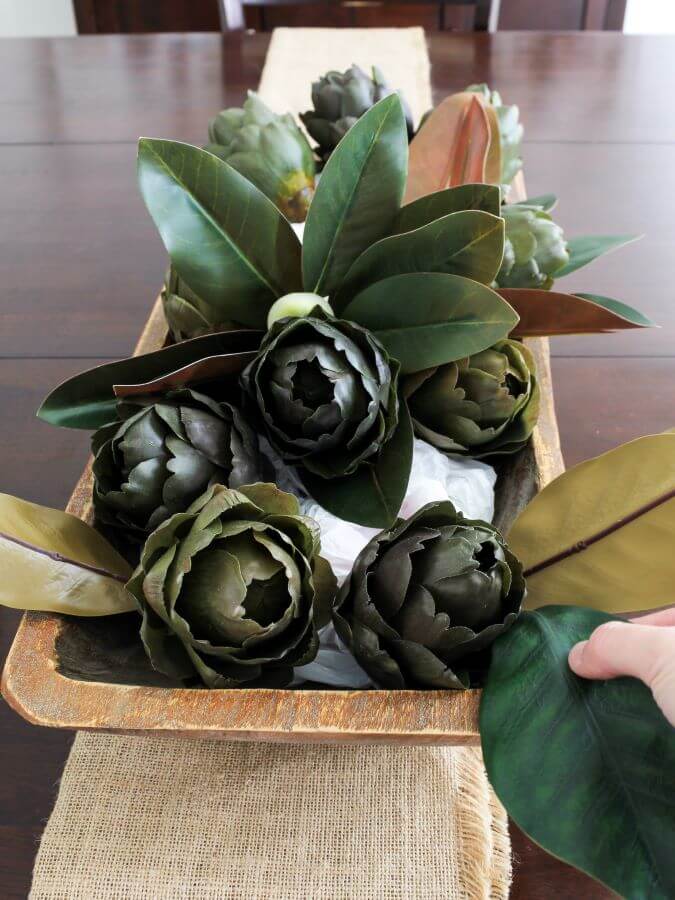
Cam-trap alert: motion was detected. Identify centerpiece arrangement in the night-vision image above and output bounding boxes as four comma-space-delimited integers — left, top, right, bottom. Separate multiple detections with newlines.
1, 67, 673, 899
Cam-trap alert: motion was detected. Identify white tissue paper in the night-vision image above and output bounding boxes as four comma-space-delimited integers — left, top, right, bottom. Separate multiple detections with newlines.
284, 439, 496, 688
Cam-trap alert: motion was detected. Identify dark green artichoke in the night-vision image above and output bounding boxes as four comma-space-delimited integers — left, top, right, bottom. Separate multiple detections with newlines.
241, 314, 399, 479
126, 483, 335, 687
206, 92, 316, 222
333, 501, 525, 689
496, 203, 569, 289
92, 389, 261, 542
161, 267, 237, 342
466, 83, 523, 191
402, 339, 540, 458
300, 64, 414, 161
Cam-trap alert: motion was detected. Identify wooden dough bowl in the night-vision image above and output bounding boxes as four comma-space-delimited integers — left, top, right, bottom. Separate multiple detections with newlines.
2, 176, 565, 746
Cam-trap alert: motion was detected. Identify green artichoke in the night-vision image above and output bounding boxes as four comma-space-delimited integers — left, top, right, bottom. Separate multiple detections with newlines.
466, 83, 523, 191
300, 64, 414, 161
496, 203, 569, 289
333, 501, 525, 689
126, 483, 335, 688
162, 267, 228, 342
241, 314, 399, 480
403, 339, 540, 458
206, 92, 316, 222
92, 389, 261, 542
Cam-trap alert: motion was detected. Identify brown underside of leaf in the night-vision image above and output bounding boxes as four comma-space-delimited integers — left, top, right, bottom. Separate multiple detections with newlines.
503, 289, 649, 336
404, 94, 489, 204
114, 350, 258, 397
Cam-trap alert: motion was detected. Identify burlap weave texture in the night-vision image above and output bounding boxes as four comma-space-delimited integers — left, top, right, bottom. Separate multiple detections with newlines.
31, 734, 510, 899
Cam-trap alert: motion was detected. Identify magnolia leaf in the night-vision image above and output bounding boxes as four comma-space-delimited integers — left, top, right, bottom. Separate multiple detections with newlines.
38, 330, 262, 429
0, 494, 134, 616
481, 605, 675, 900
555, 234, 641, 278
502, 288, 655, 336
137, 139, 302, 328
394, 184, 501, 234
302, 95, 408, 297
334, 211, 505, 310
342, 273, 518, 374
405, 93, 490, 204
113, 351, 258, 399
475, 95, 502, 187
514, 193, 557, 212
508, 434, 675, 613
301, 402, 413, 529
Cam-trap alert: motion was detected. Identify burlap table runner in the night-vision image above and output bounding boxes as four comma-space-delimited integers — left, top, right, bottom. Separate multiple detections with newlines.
29, 28, 512, 899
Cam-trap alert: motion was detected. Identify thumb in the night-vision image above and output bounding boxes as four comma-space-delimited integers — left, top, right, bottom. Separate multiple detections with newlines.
568, 620, 674, 684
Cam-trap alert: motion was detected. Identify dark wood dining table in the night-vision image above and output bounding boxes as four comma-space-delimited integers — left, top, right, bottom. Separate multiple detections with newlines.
1, 28, 674, 898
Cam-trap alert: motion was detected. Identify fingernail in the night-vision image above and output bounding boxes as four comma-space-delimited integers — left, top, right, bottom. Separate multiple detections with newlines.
568, 640, 588, 669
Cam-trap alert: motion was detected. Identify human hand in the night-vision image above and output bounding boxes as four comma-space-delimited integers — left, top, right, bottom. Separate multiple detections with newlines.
568, 608, 675, 726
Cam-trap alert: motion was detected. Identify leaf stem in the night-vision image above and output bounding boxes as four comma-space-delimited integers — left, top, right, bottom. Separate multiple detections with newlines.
0, 530, 129, 584
523, 487, 675, 577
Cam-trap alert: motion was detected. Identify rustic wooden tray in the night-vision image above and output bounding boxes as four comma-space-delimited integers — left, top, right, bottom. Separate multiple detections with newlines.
1, 312, 563, 745
1, 173, 565, 745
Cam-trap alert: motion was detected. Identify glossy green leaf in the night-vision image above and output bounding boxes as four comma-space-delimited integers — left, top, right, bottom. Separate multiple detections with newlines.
481, 605, 675, 900
302, 95, 408, 296
334, 211, 505, 311
137, 139, 302, 328
514, 193, 557, 212
393, 184, 501, 233
555, 234, 641, 278
0, 493, 134, 615
301, 401, 413, 529
38, 330, 262, 429
575, 292, 656, 328
508, 433, 675, 614
342, 273, 519, 374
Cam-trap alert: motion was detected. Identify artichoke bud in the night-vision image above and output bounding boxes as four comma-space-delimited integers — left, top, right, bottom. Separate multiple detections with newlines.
403, 339, 540, 458
496, 203, 570, 289
241, 314, 399, 480
267, 292, 333, 329
126, 483, 336, 688
333, 500, 525, 689
206, 92, 316, 223
300, 64, 414, 161
91, 389, 262, 542
466, 82, 524, 192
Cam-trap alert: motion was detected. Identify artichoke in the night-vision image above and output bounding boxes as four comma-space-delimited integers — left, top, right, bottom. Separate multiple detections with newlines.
126, 483, 335, 687
333, 501, 525, 689
162, 267, 229, 342
403, 339, 540, 458
92, 389, 261, 542
496, 203, 569, 289
300, 64, 414, 161
206, 92, 316, 222
241, 314, 399, 480
466, 83, 523, 191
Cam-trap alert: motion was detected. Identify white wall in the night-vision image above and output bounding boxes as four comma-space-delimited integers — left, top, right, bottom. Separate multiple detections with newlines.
625, 0, 675, 34
0, 0, 76, 37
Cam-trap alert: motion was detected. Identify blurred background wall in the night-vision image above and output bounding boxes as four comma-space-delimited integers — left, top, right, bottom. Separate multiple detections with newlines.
0, 0, 672, 39
0, 1, 76, 36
